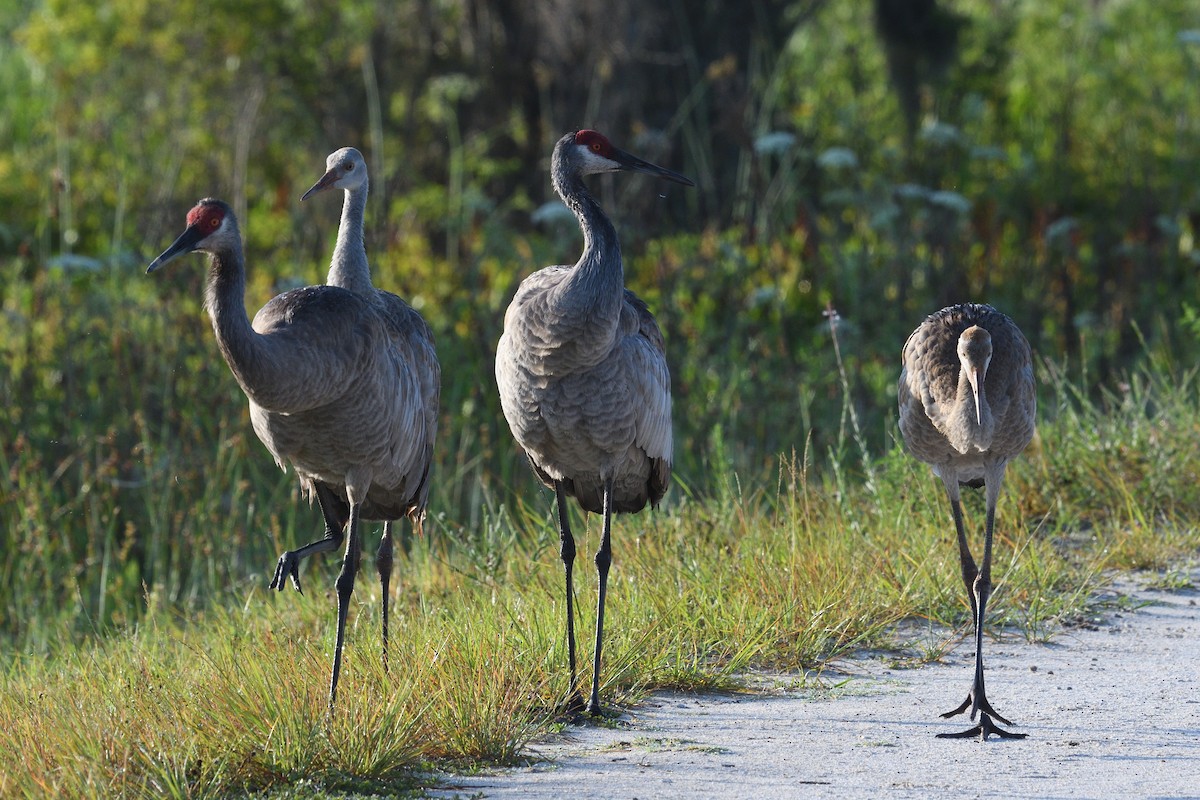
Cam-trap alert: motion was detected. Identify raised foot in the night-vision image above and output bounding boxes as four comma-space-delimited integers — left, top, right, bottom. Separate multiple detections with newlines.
940, 692, 1014, 726
269, 551, 304, 593
936, 712, 1028, 741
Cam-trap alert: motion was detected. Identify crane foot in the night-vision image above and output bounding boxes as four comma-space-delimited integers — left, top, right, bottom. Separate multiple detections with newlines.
269, 551, 304, 593
939, 693, 972, 719
936, 712, 1028, 741
940, 689, 1015, 726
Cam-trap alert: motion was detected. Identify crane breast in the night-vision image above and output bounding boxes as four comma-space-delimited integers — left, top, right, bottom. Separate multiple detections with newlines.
898, 303, 1036, 466
495, 288, 673, 505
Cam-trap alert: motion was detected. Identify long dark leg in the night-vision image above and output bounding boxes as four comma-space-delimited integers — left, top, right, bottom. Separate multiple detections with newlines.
329, 501, 363, 710
377, 521, 394, 675
938, 468, 1027, 740
555, 482, 583, 713
270, 483, 349, 593
587, 476, 615, 716
939, 479, 978, 720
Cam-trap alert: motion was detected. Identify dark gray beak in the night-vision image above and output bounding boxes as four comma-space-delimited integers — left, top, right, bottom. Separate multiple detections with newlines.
301, 168, 339, 201
147, 224, 205, 273
611, 147, 695, 187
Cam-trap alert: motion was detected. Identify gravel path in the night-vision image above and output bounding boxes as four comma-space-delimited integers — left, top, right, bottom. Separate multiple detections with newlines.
433, 571, 1200, 799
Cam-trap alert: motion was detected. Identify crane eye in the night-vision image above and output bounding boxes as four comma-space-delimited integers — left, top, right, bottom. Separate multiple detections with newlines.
208, 216, 220, 229
344, 161, 354, 171
590, 142, 602, 153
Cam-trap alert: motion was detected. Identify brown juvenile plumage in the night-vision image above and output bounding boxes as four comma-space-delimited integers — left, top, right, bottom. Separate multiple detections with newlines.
898, 302, 1036, 740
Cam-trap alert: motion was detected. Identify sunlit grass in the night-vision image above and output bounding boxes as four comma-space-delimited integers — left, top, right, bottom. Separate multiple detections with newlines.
3, 348, 1200, 796
3, 0, 1200, 794
4, 253, 1200, 797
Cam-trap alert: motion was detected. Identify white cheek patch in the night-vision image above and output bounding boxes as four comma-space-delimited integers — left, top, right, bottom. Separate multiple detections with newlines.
580, 147, 621, 173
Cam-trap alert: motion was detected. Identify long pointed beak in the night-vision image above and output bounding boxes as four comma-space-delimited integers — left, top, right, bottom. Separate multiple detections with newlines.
965, 366, 983, 426
611, 147, 695, 187
301, 168, 339, 201
147, 225, 204, 273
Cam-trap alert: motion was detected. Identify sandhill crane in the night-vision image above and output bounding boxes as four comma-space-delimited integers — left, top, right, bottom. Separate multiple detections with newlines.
495, 130, 693, 715
286, 146, 441, 677
148, 198, 436, 710
897, 303, 1036, 740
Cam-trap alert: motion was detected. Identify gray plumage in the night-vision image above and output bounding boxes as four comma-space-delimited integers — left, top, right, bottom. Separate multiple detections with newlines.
898, 302, 1036, 740
147, 195, 438, 709
495, 129, 692, 715
281, 147, 441, 692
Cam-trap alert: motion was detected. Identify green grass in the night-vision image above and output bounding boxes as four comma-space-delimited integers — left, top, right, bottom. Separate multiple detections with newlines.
3, 231, 1200, 799
2, 348, 1200, 797
3, 1, 1200, 795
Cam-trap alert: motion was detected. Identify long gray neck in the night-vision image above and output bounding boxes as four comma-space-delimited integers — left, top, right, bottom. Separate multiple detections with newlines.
202, 244, 342, 414
328, 178, 373, 294
203, 243, 304, 411
555, 170, 624, 316
204, 243, 265, 397
947, 368, 996, 453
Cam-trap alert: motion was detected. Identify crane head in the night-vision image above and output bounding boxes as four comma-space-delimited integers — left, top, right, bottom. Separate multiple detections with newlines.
957, 326, 993, 426
568, 130, 694, 187
147, 198, 236, 273
302, 146, 367, 201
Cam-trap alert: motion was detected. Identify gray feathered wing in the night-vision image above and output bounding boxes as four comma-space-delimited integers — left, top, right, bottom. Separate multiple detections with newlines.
242, 285, 438, 522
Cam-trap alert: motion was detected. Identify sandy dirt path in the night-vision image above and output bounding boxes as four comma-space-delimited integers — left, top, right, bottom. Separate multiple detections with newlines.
432, 572, 1200, 799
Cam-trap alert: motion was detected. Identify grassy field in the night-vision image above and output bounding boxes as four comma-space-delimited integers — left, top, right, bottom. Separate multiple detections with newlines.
2, 155, 1199, 799
2, 1, 1200, 796
2, 321, 1199, 797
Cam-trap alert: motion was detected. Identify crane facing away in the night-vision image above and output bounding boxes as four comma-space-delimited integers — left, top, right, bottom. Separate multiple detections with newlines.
898, 303, 1037, 740
278, 146, 441, 679
495, 130, 693, 715
148, 198, 436, 710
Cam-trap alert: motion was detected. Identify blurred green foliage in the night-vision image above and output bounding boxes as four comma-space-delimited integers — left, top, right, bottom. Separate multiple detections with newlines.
1, 0, 1199, 645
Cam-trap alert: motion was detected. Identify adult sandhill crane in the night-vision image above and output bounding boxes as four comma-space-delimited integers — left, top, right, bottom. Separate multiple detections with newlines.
287, 146, 441, 677
148, 198, 435, 710
495, 130, 693, 715
897, 303, 1036, 740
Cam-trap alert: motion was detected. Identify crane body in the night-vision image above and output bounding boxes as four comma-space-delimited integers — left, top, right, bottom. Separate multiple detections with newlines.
496, 130, 691, 715
149, 197, 435, 709
898, 302, 1036, 740
268, 147, 441, 685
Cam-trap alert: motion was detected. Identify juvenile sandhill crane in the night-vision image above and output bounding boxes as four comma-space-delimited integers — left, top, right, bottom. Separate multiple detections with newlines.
897, 303, 1036, 740
148, 198, 435, 710
287, 146, 441, 677
495, 130, 693, 715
